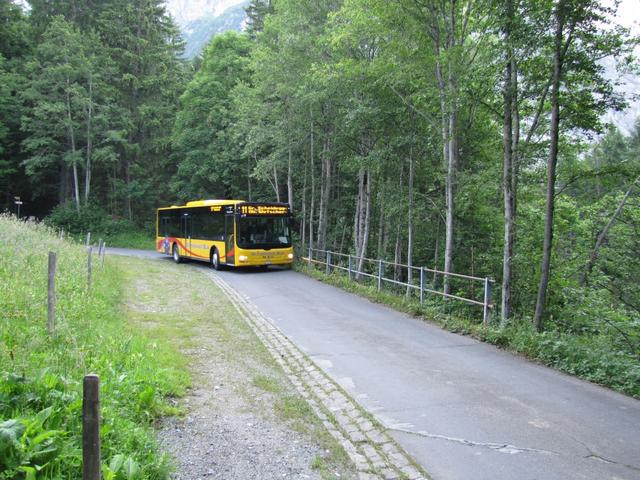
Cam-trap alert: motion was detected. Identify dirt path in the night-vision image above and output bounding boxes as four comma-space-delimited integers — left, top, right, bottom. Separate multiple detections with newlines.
116, 256, 355, 480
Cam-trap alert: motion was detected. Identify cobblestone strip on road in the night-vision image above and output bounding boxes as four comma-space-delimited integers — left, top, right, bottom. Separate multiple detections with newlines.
206, 271, 430, 480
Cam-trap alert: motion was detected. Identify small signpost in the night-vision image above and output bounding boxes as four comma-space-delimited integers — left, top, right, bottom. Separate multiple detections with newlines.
14, 196, 22, 218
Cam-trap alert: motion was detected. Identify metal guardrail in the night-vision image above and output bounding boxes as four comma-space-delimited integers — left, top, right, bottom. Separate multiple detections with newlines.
302, 247, 494, 325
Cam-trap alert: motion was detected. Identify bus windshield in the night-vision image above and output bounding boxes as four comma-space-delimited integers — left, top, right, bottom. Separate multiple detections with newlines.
237, 216, 291, 249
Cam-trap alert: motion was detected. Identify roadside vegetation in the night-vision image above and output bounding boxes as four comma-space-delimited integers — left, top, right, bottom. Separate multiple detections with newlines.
298, 262, 640, 399
0, 215, 187, 479
45, 204, 155, 250
0, 215, 352, 479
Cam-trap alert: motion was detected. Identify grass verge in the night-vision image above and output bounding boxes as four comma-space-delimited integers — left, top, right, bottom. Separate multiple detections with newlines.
102, 231, 155, 251
0, 215, 188, 479
296, 262, 640, 399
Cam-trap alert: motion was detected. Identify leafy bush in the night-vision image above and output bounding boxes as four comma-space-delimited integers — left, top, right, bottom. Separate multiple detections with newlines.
44, 203, 155, 250
45, 203, 137, 237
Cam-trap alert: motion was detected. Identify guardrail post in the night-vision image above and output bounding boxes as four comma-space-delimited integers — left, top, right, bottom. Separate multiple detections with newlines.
420, 267, 424, 304
308, 247, 312, 266
83, 374, 101, 480
348, 255, 352, 281
326, 251, 331, 275
377, 259, 383, 291
483, 278, 492, 326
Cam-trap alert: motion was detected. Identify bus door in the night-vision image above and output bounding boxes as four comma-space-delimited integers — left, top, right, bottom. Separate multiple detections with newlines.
160, 216, 170, 254
181, 212, 192, 257
225, 213, 235, 265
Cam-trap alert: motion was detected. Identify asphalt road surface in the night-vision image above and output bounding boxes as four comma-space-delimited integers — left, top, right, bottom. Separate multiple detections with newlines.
112, 249, 640, 480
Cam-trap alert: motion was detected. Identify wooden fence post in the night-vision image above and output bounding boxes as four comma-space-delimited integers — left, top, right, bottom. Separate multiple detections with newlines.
101, 243, 106, 268
348, 255, 352, 281
377, 259, 383, 291
420, 267, 425, 304
325, 251, 331, 275
47, 252, 56, 334
87, 247, 92, 292
86, 232, 91, 247
83, 374, 101, 480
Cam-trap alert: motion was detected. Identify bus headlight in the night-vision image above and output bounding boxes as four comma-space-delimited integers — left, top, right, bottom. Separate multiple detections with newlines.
239, 255, 248, 262
287, 253, 294, 259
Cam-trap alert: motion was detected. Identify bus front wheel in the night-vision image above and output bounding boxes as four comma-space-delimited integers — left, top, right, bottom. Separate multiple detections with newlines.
211, 249, 222, 271
172, 244, 181, 264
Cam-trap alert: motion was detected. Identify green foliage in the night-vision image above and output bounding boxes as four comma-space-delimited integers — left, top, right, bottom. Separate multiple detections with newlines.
0, 216, 188, 478
44, 203, 155, 249
45, 203, 134, 236
171, 31, 252, 200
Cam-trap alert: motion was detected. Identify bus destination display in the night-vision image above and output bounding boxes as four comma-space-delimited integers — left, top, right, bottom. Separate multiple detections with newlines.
239, 204, 289, 216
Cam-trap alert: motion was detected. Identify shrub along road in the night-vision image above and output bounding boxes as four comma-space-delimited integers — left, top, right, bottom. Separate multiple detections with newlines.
110, 249, 640, 480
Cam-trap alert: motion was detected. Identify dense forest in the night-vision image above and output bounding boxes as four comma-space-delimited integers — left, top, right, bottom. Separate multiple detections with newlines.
1, 0, 639, 343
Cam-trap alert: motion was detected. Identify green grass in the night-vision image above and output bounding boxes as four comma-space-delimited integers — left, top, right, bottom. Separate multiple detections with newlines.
102, 231, 155, 251
297, 261, 640, 399
0, 215, 188, 479
252, 375, 281, 393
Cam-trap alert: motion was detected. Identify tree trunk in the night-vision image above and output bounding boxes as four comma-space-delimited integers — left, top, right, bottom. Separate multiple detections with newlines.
66, 80, 80, 213
433, 219, 440, 285
273, 163, 281, 202
443, 106, 457, 295
317, 133, 332, 250
394, 222, 402, 282
84, 73, 93, 205
248, 152, 255, 201
377, 186, 386, 259
406, 148, 415, 297
301, 152, 308, 254
287, 139, 293, 211
309, 112, 316, 252
501, 0, 515, 326
533, 3, 565, 331
355, 168, 371, 277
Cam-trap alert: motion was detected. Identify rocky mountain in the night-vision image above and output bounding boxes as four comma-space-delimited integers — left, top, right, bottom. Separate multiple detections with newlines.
165, 0, 248, 58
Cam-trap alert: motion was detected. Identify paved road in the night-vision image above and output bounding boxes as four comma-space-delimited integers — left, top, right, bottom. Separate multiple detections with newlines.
113, 250, 640, 480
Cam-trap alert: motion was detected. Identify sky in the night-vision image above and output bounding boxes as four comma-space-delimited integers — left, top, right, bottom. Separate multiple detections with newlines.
603, 0, 640, 132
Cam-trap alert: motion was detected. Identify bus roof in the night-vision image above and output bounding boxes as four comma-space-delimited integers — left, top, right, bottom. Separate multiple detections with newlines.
158, 199, 245, 210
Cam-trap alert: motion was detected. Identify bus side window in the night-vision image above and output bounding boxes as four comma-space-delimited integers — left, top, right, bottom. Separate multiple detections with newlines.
193, 209, 224, 241
160, 216, 169, 236
168, 211, 181, 237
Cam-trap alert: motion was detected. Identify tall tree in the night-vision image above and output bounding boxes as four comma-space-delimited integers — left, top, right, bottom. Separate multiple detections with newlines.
533, 0, 629, 331
21, 16, 116, 211
96, 0, 185, 220
172, 31, 252, 199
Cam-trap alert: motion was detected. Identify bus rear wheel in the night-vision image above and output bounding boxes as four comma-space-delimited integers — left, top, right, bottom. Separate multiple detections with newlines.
172, 244, 181, 264
211, 249, 222, 271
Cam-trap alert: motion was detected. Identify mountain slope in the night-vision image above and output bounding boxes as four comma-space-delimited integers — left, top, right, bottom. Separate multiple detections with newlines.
182, 2, 248, 58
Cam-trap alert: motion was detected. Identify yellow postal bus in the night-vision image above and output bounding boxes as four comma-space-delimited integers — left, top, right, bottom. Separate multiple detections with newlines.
156, 199, 294, 269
